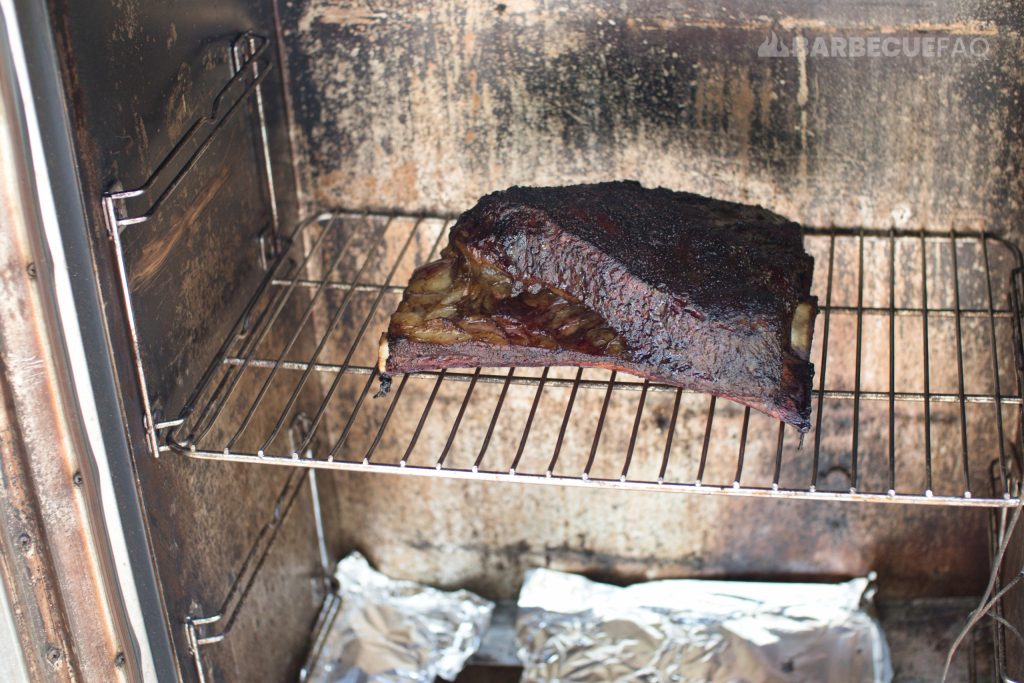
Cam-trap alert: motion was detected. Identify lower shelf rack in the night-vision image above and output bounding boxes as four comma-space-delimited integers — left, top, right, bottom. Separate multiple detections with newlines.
167, 210, 1024, 507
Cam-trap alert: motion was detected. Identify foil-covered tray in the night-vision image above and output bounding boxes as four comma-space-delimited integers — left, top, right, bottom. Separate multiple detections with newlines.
516, 568, 893, 682
304, 553, 494, 683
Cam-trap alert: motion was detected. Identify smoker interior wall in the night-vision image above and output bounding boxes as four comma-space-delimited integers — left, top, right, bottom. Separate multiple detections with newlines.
280, 0, 1024, 598
48, 0, 347, 679
331, 404, 1000, 601
281, 0, 1024, 233
326, 476, 990, 601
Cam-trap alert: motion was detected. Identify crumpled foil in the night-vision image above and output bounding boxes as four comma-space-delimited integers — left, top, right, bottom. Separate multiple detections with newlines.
516, 568, 893, 683
306, 552, 494, 683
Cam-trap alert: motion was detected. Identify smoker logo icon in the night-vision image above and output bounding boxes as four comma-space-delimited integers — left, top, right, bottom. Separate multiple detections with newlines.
758, 30, 790, 57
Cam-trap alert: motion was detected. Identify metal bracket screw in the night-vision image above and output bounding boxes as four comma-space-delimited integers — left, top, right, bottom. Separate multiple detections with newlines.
16, 532, 31, 553
114, 652, 126, 668
72, 472, 84, 487
26, 262, 36, 278
45, 646, 61, 665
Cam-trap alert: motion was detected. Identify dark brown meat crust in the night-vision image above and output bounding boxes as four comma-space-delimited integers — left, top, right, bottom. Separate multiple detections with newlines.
380, 181, 818, 430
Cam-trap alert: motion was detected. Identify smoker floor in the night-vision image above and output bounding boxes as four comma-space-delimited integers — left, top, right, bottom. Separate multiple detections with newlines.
166, 211, 1024, 507
451, 597, 994, 682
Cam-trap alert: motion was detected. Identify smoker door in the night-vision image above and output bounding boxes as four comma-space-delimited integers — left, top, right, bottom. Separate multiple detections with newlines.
0, 3, 146, 679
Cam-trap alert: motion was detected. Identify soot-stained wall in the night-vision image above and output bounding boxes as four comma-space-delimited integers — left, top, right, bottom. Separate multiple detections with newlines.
281, 0, 1024, 232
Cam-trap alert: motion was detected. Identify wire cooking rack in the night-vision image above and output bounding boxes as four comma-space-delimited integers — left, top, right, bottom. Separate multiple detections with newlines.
165, 210, 1024, 507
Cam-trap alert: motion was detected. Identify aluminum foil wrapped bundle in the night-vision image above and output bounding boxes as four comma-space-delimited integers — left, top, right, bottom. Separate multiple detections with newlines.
306, 552, 494, 683
516, 568, 892, 682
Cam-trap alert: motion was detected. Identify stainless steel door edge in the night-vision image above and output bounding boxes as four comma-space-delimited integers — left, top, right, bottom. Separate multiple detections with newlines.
0, 0, 176, 678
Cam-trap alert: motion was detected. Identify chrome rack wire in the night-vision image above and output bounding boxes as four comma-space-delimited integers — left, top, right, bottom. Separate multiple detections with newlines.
186, 416, 332, 683
167, 210, 1024, 507
102, 32, 277, 457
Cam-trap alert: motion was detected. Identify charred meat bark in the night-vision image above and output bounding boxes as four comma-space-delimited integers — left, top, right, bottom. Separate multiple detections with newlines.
379, 181, 818, 430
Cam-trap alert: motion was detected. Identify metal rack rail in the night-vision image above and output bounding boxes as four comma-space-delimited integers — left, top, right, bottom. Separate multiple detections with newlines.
102, 31, 278, 457
166, 210, 1024, 507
